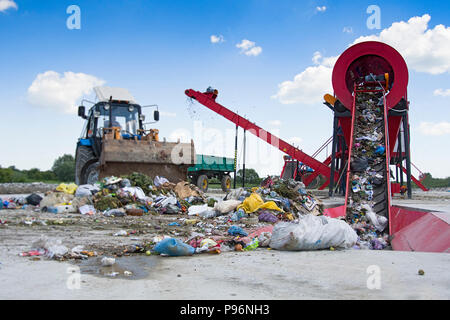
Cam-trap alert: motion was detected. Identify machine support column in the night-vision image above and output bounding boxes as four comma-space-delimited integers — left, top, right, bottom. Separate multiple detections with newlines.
328, 114, 339, 197
242, 129, 246, 188
233, 125, 238, 189
403, 113, 412, 199
398, 131, 404, 186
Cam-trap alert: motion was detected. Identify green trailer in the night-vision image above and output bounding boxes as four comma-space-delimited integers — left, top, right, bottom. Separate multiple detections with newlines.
188, 154, 235, 192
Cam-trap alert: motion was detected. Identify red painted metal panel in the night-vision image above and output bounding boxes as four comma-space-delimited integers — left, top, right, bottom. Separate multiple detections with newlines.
391, 183, 401, 195
323, 205, 346, 218
391, 212, 450, 253
343, 87, 358, 218
390, 206, 428, 234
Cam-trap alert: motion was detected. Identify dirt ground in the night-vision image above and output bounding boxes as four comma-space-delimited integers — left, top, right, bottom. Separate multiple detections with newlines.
0, 190, 449, 300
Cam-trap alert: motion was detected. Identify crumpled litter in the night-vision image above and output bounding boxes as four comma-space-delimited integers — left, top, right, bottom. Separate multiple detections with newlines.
56, 183, 78, 195
237, 192, 282, 213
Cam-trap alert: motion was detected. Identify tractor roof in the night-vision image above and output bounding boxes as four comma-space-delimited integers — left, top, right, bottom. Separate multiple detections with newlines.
94, 86, 136, 104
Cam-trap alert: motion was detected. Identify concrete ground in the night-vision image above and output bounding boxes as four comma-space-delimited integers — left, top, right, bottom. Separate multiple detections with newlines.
1, 247, 448, 299
0, 189, 449, 300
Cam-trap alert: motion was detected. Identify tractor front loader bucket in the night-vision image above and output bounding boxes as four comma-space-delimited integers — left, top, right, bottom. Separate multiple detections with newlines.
99, 138, 196, 183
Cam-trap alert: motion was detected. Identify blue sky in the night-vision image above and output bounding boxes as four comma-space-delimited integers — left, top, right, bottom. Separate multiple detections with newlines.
0, 0, 449, 178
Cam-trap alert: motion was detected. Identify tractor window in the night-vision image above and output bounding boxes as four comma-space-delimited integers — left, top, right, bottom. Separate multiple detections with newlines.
97, 104, 140, 136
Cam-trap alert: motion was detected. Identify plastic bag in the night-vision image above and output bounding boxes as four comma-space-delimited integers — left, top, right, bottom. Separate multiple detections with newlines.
79, 204, 96, 215
258, 232, 272, 247
121, 187, 146, 200
26, 193, 42, 206
225, 188, 246, 200
153, 238, 195, 256
258, 211, 279, 223
228, 226, 248, 237
360, 204, 388, 232
214, 200, 241, 215
269, 215, 358, 251
230, 208, 246, 222
56, 183, 78, 195
32, 235, 68, 259
237, 193, 282, 213
350, 157, 369, 172
75, 184, 100, 197
154, 176, 169, 187
104, 209, 126, 217
188, 204, 210, 216
155, 196, 177, 208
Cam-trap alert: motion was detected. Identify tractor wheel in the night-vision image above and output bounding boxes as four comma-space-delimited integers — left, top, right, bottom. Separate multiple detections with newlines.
197, 175, 209, 192
75, 146, 97, 185
82, 161, 100, 185
221, 175, 232, 192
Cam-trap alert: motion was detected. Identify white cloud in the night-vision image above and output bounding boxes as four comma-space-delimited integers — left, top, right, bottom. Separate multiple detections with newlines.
268, 120, 282, 126
343, 27, 353, 34
434, 88, 450, 97
27, 71, 105, 114
236, 39, 263, 57
316, 6, 327, 12
353, 14, 450, 75
0, 0, 17, 12
274, 14, 450, 105
210, 34, 224, 44
419, 122, 450, 136
273, 52, 336, 105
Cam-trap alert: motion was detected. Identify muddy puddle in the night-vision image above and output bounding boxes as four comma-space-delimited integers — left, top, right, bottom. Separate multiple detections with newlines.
72, 255, 159, 280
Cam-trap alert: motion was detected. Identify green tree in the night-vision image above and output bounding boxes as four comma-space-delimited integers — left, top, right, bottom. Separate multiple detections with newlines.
52, 154, 75, 182
0, 167, 14, 183
236, 168, 261, 184
421, 173, 450, 189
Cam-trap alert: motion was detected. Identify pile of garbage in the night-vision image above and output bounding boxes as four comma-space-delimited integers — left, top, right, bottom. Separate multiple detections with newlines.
0, 193, 43, 211
10, 168, 395, 261
16, 173, 363, 260
346, 91, 390, 250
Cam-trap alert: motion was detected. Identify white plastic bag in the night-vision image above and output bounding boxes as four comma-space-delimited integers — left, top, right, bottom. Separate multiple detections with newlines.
214, 200, 241, 215
122, 187, 146, 200
269, 215, 358, 251
188, 204, 211, 216
75, 184, 100, 197
154, 176, 169, 187
361, 204, 388, 232
32, 235, 69, 259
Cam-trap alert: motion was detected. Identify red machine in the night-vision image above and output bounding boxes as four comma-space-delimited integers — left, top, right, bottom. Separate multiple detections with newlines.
185, 41, 449, 252
319, 41, 448, 252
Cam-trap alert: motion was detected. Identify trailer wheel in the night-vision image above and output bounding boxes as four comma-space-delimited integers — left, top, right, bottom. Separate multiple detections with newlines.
197, 175, 209, 192
221, 175, 232, 192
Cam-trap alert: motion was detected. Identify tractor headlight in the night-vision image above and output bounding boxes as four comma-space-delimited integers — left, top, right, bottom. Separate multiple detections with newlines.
128, 105, 135, 112
104, 104, 110, 111
94, 111, 100, 118
139, 114, 146, 121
